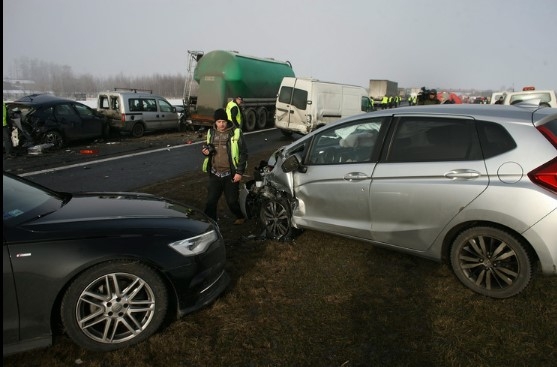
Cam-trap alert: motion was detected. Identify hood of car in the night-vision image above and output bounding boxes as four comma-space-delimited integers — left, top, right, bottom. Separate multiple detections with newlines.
14, 192, 213, 241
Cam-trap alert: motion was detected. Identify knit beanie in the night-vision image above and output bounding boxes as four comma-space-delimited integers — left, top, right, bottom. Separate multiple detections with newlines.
213, 108, 228, 122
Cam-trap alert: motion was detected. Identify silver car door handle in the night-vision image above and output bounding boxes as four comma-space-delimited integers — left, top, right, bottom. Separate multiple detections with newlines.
344, 172, 369, 181
445, 169, 481, 179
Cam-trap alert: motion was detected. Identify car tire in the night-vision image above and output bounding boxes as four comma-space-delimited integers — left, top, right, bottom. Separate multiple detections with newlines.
44, 130, 65, 149
131, 122, 145, 138
450, 226, 533, 299
61, 260, 168, 352
259, 198, 295, 240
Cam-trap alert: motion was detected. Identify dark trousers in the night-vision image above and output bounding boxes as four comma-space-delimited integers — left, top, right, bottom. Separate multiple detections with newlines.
204, 173, 244, 221
3, 125, 14, 155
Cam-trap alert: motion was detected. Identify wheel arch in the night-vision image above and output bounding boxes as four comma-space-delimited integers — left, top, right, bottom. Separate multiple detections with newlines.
43, 129, 66, 148
49, 256, 178, 337
439, 220, 539, 266
131, 120, 146, 137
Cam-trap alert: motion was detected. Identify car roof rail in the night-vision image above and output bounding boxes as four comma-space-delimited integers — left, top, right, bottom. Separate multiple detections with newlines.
113, 87, 153, 94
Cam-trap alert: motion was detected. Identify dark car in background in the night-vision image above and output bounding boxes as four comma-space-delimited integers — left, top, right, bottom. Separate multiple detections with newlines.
241, 104, 557, 299
3, 171, 230, 356
8, 94, 110, 149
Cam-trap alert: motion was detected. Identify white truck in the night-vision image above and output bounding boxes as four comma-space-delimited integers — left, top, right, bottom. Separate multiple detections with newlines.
369, 79, 398, 106
502, 88, 556, 107
274, 77, 374, 136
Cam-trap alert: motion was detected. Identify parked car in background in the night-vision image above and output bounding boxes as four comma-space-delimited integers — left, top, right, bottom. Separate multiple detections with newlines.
7, 94, 110, 149
97, 88, 183, 137
503, 88, 556, 107
3, 171, 230, 356
241, 104, 557, 299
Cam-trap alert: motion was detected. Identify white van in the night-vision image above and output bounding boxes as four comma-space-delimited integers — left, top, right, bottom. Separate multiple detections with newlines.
274, 77, 374, 136
490, 91, 507, 104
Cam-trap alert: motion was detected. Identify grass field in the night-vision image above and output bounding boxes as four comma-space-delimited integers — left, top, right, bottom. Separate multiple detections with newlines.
4, 151, 556, 367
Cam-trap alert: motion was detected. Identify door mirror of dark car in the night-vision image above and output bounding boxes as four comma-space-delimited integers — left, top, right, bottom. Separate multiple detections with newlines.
281, 154, 306, 173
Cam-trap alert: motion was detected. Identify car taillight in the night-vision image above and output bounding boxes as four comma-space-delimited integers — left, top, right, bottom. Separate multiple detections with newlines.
528, 157, 557, 193
537, 124, 557, 149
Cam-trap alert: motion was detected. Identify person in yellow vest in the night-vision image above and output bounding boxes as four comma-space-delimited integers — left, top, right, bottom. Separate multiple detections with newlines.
3, 101, 15, 158
226, 96, 243, 128
381, 95, 388, 109
202, 108, 248, 224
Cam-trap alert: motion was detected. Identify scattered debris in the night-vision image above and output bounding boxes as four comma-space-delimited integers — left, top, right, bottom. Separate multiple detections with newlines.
27, 143, 54, 155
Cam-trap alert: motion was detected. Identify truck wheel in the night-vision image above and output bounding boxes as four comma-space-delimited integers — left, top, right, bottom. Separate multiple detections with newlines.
131, 122, 145, 138
256, 108, 267, 129
244, 109, 256, 132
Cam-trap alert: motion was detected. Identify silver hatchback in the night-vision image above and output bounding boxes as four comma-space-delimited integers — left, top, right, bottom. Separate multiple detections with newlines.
241, 104, 557, 298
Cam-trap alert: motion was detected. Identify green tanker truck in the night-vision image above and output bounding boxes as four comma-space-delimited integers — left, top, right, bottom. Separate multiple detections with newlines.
184, 50, 295, 131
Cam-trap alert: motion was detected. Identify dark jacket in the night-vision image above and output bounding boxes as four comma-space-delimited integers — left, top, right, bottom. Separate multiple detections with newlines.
203, 122, 248, 176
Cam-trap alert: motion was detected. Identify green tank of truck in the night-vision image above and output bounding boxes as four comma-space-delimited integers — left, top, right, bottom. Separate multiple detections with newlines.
184, 50, 295, 131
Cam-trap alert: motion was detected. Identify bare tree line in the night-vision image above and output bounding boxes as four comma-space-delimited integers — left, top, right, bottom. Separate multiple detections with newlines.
5, 57, 500, 102
4, 57, 189, 99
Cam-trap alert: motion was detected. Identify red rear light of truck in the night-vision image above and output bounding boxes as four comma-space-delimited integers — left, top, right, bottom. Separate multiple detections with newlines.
528, 158, 557, 194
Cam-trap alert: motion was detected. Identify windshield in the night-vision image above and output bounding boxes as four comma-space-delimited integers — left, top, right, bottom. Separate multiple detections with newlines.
3, 173, 64, 221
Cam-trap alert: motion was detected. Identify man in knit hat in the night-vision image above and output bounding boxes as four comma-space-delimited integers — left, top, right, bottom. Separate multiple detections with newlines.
201, 108, 248, 224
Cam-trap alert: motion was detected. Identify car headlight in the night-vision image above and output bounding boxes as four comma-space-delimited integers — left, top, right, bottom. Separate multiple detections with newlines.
168, 230, 218, 256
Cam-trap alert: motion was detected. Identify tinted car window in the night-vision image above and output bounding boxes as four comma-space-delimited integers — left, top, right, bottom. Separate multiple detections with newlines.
307, 118, 383, 164
291, 88, 308, 110
278, 86, 293, 104
159, 99, 173, 112
143, 98, 157, 112
476, 120, 517, 158
129, 98, 144, 111
54, 104, 78, 122
278, 86, 307, 110
387, 117, 482, 162
30, 106, 54, 122
73, 103, 96, 118
510, 92, 551, 104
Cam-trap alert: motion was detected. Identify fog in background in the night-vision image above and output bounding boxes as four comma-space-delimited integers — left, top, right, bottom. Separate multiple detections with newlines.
3, 0, 557, 91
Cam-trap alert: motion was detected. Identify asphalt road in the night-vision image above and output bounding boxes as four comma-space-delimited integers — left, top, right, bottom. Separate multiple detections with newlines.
3, 128, 293, 192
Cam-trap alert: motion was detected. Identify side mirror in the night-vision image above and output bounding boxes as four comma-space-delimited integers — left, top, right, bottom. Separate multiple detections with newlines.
281, 154, 300, 173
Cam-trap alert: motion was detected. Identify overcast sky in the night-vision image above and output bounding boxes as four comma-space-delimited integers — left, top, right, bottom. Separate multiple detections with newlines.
3, 0, 556, 91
